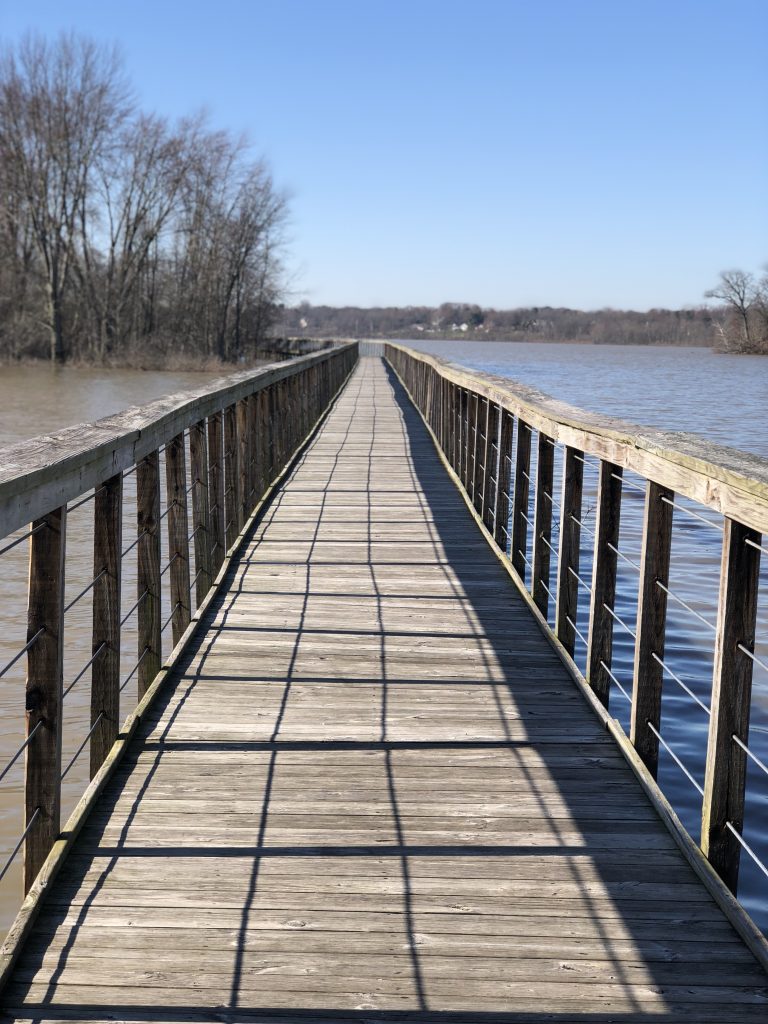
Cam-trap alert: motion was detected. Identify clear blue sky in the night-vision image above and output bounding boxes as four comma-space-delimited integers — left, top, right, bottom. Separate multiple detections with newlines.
1, 0, 766, 310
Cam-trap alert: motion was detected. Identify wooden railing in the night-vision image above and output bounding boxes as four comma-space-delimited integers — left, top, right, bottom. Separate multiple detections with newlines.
0, 343, 357, 900
386, 342, 768, 902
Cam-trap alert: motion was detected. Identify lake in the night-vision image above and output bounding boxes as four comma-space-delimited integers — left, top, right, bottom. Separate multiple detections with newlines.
0, 345, 767, 936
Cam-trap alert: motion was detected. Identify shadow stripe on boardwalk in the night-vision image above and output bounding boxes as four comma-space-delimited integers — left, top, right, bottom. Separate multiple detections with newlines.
3, 357, 767, 1022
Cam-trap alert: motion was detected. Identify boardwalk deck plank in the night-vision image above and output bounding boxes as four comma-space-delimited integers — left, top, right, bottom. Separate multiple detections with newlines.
3, 357, 767, 1022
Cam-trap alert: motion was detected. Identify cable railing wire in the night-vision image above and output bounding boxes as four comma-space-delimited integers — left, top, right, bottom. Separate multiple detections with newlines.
567, 565, 593, 596
0, 807, 41, 885
733, 734, 768, 781
650, 651, 711, 716
646, 721, 704, 797
0, 722, 43, 785
161, 602, 182, 634
603, 603, 637, 641
0, 522, 48, 560
607, 541, 641, 574
600, 659, 632, 703
655, 580, 717, 634
121, 529, 148, 560
67, 485, 107, 514
737, 643, 768, 677
659, 494, 724, 532
725, 822, 768, 882
0, 628, 45, 682
566, 614, 589, 648
120, 647, 150, 692
63, 568, 108, 615
63, 642, 108, 699
60, 713, 105, 781
120, 590, 148, 628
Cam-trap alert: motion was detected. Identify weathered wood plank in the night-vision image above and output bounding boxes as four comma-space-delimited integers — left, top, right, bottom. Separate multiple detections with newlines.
24, 506, 66, 892
90, 473, 122, 776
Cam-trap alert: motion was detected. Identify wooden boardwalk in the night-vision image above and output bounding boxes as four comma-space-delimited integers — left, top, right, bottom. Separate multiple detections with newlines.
3, 357, 767, 1021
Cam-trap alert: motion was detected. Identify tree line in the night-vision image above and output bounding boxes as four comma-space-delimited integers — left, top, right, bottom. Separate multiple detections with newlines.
280, 302, 724, 347
0, 33, 288, 365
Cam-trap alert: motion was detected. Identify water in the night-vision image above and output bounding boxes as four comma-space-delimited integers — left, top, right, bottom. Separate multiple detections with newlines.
403, 340, 768, 932
0, 364, 221, 929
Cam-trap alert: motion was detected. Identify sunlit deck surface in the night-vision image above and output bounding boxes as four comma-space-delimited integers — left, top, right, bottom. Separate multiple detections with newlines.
3, 357, 767, 1022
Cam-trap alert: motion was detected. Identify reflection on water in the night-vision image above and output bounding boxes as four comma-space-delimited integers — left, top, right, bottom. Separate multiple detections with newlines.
0, 364, 219, 930
405, 340, 768, 932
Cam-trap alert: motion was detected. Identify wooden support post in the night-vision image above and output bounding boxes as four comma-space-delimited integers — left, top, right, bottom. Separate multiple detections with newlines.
482, 403, 499, 529
24, 506, 66, 892
468, 393, 479, 502
137, 452, 162, 697
701, 519, 762, 891
555, 447, 584, 656
224, 404, 238, 551
586, 462, 623, 707
246, 394, 258, 512
447, 384, 457, 470
189, 420, 212, 607
207, 412, 225, 575
90, 474, 122, 778
494, 411, 514, 551
472, 397, 486, 512
460, 390, 469, 488
532, 433, 555, 616
165, 433, 191, 648
511, 420, 531, 578
630, 481, 674, 776
236, 398, 249, 530
255, 389, 269, 500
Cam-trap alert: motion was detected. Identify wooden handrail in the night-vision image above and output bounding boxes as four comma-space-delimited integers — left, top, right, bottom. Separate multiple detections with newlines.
0, 342, 358, 900
384, 341, 767, 901
384, 342, 768, 534
0, 347, 355, 539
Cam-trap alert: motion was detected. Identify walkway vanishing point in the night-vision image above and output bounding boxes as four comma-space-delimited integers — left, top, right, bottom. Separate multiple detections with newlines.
1, 349, 768, 1021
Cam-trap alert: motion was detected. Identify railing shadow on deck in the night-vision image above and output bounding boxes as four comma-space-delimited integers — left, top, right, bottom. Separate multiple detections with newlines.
7, 360, 767, 1021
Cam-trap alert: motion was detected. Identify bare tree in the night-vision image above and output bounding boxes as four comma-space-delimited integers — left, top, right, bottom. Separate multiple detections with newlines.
0, 33, 131, 361
705, 269, 760, 352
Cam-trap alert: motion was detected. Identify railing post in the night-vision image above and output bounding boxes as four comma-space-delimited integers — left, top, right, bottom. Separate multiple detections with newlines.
532, 434, 555, 616
137, 451, 161, 697
701, 519, 762, 891
630, 481, 674, 776
90, 474, 122, 777
189, 420, 212, 607
555, 447, 584, 656
511, 420, 531, 577
472, 396, 486, 512
165, 433, 191, 647
224, 404, 238, 551
586, 462, 623, 707
246, 393, 258, 513
447, 384, 457, 470
236, 398, 249, 531
207, 412, 225, 575
460, 390, 469, 489
482, 402, 499, 530
494, 410, 514, 551
24, 505, 66, 892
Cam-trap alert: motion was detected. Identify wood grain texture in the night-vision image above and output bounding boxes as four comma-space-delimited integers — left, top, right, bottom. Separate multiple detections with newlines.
4, 358, 766, 1020
630, 480, 674, 776
90, 474, 122, 776
701, 518, 762, 890
24, 507, 66, 892
136, 452, 161, 698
